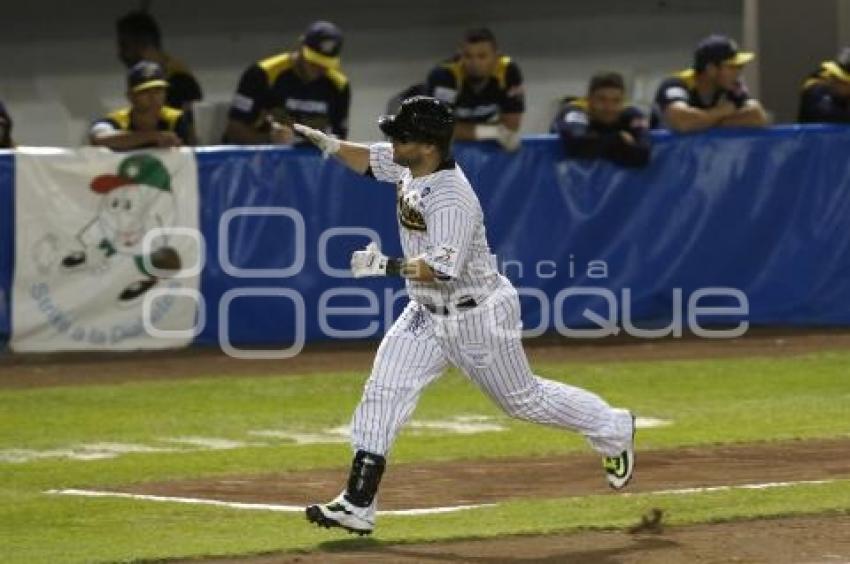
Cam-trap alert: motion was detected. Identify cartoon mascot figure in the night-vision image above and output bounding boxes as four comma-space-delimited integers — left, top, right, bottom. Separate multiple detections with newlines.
61, 154, 182, 302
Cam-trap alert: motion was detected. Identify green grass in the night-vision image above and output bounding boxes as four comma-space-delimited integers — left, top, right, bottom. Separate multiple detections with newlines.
4, 480, 850, 563
2, 350, 850, 562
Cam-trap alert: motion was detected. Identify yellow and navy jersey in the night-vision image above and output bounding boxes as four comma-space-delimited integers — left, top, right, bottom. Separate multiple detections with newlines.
0, 101, 12, 148
798, 63, 850, 124
550, 97, 651, 168
650, 69, 752, 129
425, 55, 524, 123
161, 53, 203, 110
90, 106, 192, 146
227, 52, 351, 138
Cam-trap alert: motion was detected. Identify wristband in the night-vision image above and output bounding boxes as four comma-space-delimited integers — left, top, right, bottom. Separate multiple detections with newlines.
386, 257, 404, 276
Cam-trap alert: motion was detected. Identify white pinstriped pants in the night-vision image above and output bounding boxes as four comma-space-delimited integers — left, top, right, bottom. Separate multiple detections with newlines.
350, 281, 633, 457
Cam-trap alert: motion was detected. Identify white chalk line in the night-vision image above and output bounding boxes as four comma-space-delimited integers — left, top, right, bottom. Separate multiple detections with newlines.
44, 489, 495, 516
633, 479, 837, 497
45, 478, 839, 516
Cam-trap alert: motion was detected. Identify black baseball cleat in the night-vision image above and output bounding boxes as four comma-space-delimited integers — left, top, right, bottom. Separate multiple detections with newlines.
306, 492, 375, 536
604, 410, 636, 490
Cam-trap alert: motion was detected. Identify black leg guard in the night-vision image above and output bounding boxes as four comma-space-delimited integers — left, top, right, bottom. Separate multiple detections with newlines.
344, 450, 386, 508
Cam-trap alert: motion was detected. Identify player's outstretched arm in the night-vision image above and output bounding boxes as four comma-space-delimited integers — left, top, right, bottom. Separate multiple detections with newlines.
293, 124, 370, 175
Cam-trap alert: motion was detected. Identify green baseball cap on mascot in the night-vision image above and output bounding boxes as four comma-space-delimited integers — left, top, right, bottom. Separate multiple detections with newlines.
90, 154, 171, 193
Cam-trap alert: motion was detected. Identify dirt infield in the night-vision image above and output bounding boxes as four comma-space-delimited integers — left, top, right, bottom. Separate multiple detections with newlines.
3, 327, 850, 389
123, 438, 850, 563
187, 514, 850, 563
123, 438, 850, 510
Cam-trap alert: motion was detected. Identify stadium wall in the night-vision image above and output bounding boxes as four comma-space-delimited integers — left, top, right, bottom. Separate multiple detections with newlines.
2, 125, 850, 352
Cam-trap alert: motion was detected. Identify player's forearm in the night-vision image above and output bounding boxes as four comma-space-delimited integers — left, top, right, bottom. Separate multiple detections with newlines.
664, 106, 727, 133
394, 258, 437, 282
500, 113, 522, 131
605, 138, 651, 168
561, 130, 606, 159
334, 141, 371, 175
292, 124, 369, 173
89, 131, 157, 151
460, 121, 522, 151
456, 120, 519, 140
718, 103, 770, 128
223, 120, 271, 144
352, 244, 441, 282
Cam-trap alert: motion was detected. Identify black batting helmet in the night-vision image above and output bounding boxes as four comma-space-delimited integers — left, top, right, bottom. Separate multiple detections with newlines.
378, 96, 454, 145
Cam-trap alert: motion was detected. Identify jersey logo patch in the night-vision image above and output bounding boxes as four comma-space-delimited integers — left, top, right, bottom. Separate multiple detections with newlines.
398, 190, 426, 231
430, 244, 459, 271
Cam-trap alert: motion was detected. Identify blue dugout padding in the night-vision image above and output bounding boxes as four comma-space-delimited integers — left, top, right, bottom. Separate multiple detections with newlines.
3, 125, 850, 349
0, 151, 13, 347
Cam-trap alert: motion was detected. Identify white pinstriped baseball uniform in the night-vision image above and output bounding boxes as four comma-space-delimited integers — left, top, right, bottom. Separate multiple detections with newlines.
350, 143, 633, 457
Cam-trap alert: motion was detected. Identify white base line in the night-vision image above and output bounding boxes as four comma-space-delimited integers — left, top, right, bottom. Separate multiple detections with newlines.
630, 479, 835, 497
44, 489, 495, 516
46, 479, 839, 515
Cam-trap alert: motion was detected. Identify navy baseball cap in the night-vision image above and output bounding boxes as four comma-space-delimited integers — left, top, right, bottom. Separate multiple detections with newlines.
301, 21, 343, 69
694, 35, 754, 71
127, 60, 168, 93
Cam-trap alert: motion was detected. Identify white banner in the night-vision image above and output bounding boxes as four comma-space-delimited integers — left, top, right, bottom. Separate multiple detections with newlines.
11, 148, 201, 352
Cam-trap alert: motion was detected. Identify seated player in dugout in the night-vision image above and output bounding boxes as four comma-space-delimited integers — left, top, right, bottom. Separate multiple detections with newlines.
0, 101, 13, 148
651, 35, 769, 132
223, 21, 350, 145
116, 11, 203, 114
551, 72, 650, 168
89, 61, 197, 151
798, 47, 850, 123
426, 27, 524, 151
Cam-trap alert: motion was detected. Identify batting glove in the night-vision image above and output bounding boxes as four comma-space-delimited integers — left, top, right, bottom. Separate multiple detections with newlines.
293, 123, 341, 156
351, 242, 389, 278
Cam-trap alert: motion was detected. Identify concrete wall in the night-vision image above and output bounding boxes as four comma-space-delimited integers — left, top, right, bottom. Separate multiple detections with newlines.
0, 0, 742, 145
743, 0, 844, 123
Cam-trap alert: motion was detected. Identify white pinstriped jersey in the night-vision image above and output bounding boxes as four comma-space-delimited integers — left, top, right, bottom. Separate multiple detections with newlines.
368, 143, 502, 306
350, 145, 634, 466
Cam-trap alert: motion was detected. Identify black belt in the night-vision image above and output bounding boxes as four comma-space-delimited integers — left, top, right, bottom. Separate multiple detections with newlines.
423, 297, 478, 316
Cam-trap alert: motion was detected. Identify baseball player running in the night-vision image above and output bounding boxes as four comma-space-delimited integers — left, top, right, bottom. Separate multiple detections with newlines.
294, 96, 635, 536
